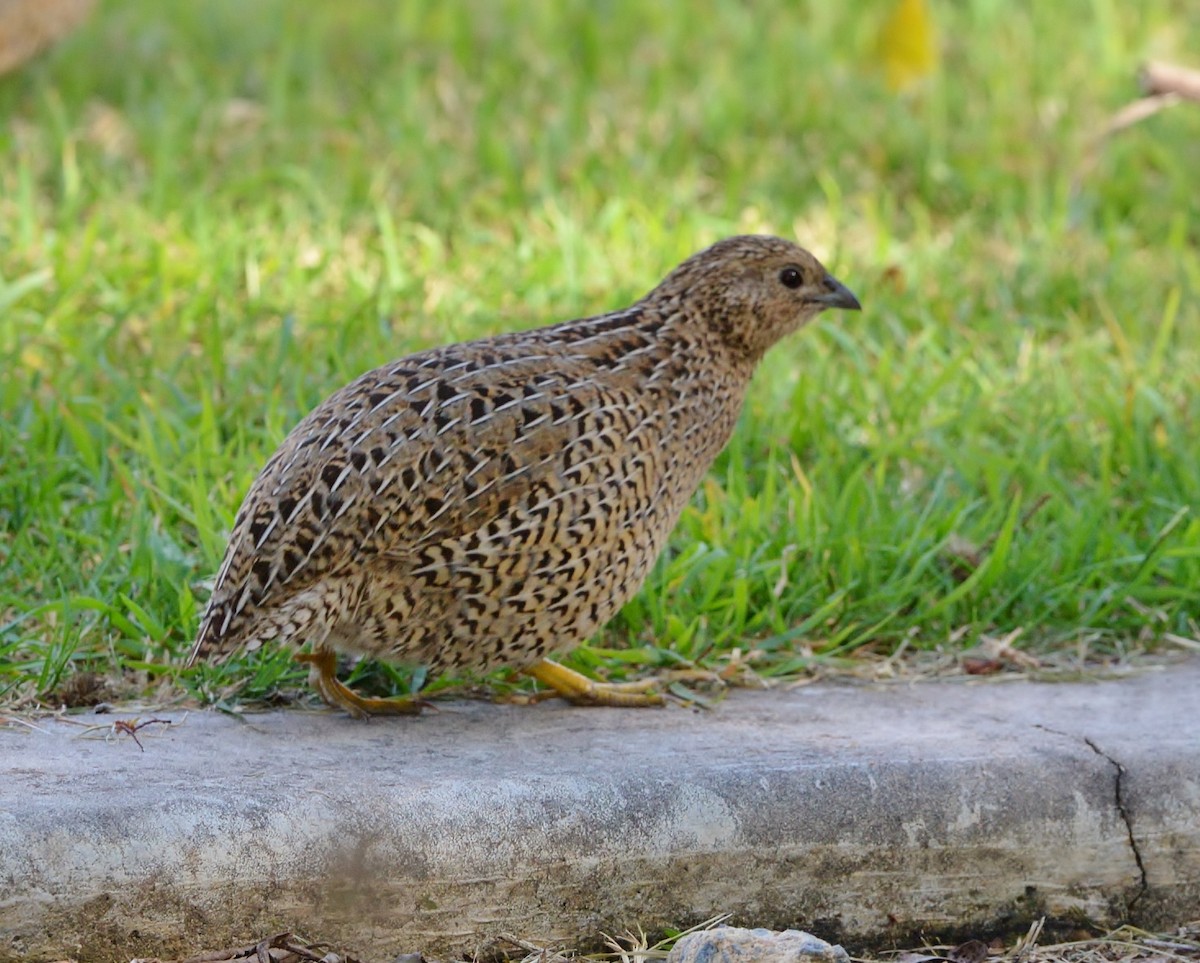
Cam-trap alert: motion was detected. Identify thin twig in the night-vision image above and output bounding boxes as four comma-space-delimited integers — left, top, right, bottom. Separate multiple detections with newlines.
1141, 61, 1200, 102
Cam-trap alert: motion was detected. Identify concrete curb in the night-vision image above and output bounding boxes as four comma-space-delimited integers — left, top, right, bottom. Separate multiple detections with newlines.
2, 661, 1198, 962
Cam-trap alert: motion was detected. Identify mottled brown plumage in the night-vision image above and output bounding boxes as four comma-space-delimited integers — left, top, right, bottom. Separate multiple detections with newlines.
189, 235, 860, 715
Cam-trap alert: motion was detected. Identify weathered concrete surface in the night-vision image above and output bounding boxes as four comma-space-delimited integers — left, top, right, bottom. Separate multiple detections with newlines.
2, 662, 1198, 963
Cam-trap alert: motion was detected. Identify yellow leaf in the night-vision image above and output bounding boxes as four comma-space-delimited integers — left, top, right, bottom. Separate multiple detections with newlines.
875, 0, 938, 92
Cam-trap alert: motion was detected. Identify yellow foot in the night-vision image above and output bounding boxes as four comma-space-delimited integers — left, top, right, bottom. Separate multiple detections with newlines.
295, 650, 425, 719
523, 658, 665, 708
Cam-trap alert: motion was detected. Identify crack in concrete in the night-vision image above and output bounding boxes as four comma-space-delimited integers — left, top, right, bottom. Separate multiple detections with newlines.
1032, 723, 1148, 908
1082, 736, 1148, 908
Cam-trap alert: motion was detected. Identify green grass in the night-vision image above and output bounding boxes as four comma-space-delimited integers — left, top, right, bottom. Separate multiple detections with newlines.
2, 0, 1198, 709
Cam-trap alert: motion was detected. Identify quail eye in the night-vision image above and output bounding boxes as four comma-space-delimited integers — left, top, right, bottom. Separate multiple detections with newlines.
779, 266, 803, 289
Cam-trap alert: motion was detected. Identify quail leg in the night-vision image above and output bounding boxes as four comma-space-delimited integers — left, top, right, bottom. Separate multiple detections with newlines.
524, 658, 665, 707
295, 648, 424, 718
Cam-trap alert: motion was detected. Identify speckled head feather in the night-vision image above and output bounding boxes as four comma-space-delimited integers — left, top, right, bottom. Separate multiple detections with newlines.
188, 235, 859, 712
646, 235, 860, 359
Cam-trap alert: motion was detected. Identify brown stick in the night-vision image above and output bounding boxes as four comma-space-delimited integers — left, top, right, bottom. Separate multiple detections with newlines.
1140, 60, 1200, 102
1072, 61, 1199, 197
1101, 93, 1181, 138
1092, 60, 1200, 143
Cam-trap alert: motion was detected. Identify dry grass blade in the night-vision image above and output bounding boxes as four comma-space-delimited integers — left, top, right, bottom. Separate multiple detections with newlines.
497, 932, 573, 963
597, 914, 732, 962
0, 714, 49, 733
1012, 917, 1046, 963
883, 940, 992, 963
1163, 634, 1200, 653
1140, 939, 1200, 954
600, 924, 656, 963
169, 931, 353, 963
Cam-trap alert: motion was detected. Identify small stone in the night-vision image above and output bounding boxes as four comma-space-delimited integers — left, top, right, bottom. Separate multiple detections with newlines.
666, 926, 851, 963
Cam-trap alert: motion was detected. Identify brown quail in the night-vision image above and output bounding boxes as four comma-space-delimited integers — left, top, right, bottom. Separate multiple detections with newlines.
188, 235, 861, 716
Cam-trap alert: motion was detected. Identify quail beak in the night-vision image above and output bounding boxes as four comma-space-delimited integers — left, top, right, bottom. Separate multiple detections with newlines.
811, 274, 861, 312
